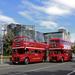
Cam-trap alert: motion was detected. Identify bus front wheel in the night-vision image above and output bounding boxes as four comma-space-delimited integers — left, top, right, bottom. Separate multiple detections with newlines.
61, 58, 64, 62
24, 58, 30, 65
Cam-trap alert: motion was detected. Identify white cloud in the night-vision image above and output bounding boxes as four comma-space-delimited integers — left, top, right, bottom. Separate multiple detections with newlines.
18, 0, 74, 30
45, 6, 70, 15
0, 15, 16, 24
20, 0, 71, 16
58, 26, 69, 31
0, 13, 17, 36
21, 0, 44, 12
71, 33, 75, 42
0, 11, 3, 14
40, 21, 58, 29
58, 26, 66, 30
19, 11, 33, 20
54, 0, 75, 8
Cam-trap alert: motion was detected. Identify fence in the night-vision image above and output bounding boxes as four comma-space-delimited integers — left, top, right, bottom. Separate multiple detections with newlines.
0, 55, 11, 64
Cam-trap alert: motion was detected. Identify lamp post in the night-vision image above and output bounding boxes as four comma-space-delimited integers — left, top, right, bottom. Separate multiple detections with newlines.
1, 27, 6, 64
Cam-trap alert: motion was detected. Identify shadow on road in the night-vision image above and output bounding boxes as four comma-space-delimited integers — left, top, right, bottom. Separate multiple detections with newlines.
4, 56, 75, 65
7, 61, 49, 65
1, 70, 72, 75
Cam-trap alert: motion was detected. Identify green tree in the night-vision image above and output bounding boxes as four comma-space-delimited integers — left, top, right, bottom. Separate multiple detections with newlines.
72, 45, 75, 53
3, 30, 14, 56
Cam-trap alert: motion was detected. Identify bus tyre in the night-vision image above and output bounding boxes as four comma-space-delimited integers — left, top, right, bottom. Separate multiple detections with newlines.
42, 58, 45, 62
12, 62, 17, 65
70, 57, 72, 62
61, 58, 64, 62
24, 58, 29, 65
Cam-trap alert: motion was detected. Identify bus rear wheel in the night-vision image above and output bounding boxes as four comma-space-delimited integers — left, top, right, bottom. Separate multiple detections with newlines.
61, 58, 64, 62
24, 58, 30, 65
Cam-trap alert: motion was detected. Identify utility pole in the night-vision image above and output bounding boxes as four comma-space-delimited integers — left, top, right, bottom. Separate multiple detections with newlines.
1, 27, 6, 64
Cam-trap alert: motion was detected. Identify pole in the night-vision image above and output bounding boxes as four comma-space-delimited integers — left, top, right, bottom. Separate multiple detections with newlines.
1, 39, 3, 64
1, 29, 4, 64
1, 27, 5, 64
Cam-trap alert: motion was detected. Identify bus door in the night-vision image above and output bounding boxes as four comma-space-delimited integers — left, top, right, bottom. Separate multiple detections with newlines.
63, 51, 69, 60
43, 50, 46, 61
45, 50, 49, 61
35, 50, 43, 62
30, 50, 40, 62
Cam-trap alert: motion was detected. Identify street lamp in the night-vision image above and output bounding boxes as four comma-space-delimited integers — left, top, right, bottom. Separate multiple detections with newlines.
1, 27, 6, 64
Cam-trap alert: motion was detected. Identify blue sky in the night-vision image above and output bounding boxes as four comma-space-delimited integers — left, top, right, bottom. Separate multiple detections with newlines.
0, 0, 75, 42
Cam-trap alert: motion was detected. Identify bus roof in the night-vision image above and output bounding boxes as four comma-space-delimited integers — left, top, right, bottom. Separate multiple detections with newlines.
14, 36, 29, 39
49, 38, 62, 41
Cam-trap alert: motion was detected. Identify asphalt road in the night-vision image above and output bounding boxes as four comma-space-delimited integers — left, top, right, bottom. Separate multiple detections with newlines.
0, 58, 75, 75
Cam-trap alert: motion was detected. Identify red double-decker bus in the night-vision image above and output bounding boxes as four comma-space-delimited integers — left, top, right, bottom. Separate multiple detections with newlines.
48, 38, 72, 62
12, 36, 49, 64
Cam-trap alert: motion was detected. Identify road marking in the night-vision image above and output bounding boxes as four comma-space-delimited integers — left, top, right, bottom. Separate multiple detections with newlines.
25, 63, 66, 72
67, 70, 75, 75
0, 63, 46, 69
0, 63, 66, 72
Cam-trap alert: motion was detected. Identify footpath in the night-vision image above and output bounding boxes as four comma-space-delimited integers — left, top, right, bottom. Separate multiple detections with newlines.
0, 56, 12, 66
0, 63, 10, 67
0, 60, 12, 67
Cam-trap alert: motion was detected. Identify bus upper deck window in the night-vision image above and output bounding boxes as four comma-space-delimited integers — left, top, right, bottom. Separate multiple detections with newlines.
57, 51, 61, 54
13, 49, 16, 53
24, 49, 29, 53
37, 50, 41, 54
17, 49, 25, 54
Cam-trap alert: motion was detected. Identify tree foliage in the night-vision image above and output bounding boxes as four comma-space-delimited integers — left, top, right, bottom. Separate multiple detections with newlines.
3, 29, 14, 55
72, 45, 75, 53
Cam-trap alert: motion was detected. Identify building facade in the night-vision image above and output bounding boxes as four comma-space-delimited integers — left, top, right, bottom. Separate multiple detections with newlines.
44, 29, 71, 43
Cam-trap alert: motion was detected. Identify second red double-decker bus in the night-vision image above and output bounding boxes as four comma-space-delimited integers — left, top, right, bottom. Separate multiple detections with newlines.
48, 38, 72, 62
12, 36, 49, 64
